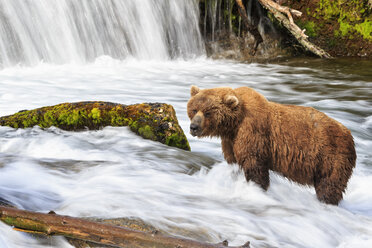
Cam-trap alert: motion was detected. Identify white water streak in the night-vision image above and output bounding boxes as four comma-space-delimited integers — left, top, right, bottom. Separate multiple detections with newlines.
0, 0, 204, 66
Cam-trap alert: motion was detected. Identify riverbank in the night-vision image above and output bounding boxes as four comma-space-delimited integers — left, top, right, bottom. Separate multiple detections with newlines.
200, 0, 372, 60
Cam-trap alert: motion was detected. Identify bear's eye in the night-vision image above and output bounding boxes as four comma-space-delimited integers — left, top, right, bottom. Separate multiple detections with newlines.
204, 112, 211, 118
192, 109, 198, 115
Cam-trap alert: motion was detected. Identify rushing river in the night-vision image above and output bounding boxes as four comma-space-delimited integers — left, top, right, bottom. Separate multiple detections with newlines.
0, 57, 371, 248
0, 0, 371, 247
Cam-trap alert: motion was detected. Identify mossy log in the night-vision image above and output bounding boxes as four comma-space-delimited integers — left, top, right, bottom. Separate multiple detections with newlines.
67, 217, 159, 248
0, 101, 190, 151
0, 206, 250, 248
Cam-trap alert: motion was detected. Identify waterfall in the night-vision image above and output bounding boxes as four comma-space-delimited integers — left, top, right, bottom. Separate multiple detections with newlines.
0, 0, 204, 67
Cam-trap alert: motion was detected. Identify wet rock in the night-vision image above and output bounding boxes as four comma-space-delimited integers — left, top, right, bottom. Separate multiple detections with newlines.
0, 101, 190, 151
205, 32, 289, 62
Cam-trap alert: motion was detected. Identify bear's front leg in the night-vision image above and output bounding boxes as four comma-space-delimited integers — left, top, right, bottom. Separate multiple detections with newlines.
222, 138, 236, 164
241, 156, 270, 191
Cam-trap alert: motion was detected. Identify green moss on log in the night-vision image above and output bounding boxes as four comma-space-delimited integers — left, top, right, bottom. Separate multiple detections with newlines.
1, 216, 48, 234
0, 102, 190, 151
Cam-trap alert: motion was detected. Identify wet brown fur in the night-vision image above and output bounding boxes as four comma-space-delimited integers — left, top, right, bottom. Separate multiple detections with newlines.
187, 86, 356, 205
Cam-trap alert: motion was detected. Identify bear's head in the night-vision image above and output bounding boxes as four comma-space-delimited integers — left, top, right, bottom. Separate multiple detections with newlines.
187, 85, 242, 138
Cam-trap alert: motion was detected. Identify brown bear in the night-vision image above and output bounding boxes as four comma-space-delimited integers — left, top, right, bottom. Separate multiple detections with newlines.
187, 86, 356, 205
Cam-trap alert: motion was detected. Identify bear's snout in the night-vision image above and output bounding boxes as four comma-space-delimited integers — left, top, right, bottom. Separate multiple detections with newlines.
190, 114, 203, 137
190, 123, 199, 135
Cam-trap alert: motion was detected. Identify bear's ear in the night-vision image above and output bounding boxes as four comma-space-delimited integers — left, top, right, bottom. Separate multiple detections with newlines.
190, 85, 200, 97
224, 95, 239, 108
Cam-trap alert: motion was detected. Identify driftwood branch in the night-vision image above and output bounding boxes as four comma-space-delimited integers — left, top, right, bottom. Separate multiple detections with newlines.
260, 0, 302, 26
257, 0, 332, 58
235, 0, 263, 54
0, 206, 250, 248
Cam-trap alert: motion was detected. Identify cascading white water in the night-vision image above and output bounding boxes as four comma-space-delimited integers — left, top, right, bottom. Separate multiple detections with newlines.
0, 1, 372, 248
0, 0, 204, 67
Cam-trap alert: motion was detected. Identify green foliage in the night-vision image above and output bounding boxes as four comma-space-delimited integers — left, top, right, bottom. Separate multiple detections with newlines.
317, 0, 340, 20
297, 21, 318, 37
339, 21, 352, 36
315, 0, 372, 40
355, 19, 372, 40
326, 37, 337, 48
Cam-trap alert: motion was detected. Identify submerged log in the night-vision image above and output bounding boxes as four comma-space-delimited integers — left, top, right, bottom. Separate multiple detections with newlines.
257, 0, 332, 58
0, 101, 190, 151
0, 206, 250, 248
0, 197, 14, 208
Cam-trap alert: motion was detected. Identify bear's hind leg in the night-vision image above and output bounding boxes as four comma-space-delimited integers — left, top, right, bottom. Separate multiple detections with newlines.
314, 179, 344, 205
315, 153, 355, 205
315, 164, 353, 205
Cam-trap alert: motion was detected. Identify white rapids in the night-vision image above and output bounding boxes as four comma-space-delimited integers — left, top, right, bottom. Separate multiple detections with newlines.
0, 58, 371, 248
0, 0, 203, 66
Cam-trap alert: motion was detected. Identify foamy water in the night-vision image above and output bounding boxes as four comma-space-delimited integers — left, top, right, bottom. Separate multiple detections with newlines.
0, 58, 372, 248
0, 0, 203, 66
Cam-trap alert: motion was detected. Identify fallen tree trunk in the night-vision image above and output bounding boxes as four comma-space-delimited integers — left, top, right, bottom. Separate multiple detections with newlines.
0, 101, 190, 150
257, 0, 332, 58
67, 217, 160, 248
0, 206, 250, 248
